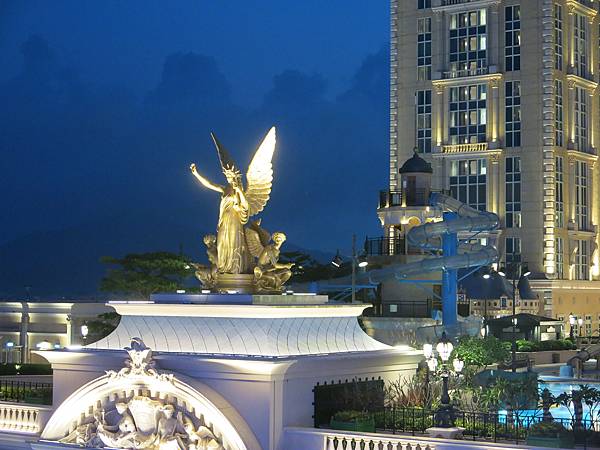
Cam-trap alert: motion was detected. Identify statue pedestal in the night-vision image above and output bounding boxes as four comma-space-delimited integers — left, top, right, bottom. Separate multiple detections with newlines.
92, 295, 386, 357
214, 273, 256, 293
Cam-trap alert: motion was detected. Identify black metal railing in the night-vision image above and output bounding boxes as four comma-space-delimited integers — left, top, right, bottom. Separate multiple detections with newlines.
338, 407, 600, 446
0, 380, 53, 405
364, 237, 405, 256
378, 189, 431, 208
378, 190, 402, 208
364, 300, 433, 318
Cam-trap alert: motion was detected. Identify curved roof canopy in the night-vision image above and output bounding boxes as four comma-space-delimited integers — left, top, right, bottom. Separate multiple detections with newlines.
399, 150, 433, 174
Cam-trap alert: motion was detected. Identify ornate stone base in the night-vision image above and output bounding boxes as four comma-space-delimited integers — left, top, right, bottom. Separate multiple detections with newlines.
426, 427, 465, 440
214, 273, 256, 293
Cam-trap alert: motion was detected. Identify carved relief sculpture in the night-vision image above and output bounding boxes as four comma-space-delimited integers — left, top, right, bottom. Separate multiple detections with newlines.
59, 338, 224, 449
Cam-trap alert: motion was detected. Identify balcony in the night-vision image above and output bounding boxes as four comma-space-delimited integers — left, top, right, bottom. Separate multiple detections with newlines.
364, 236, 406, 256
567, 142, 598, 157
378, 189, 429, 209
434, 0, 492, 7
441, 142, 488, 154
567, 65, 596, 83
442, 66, 489, 80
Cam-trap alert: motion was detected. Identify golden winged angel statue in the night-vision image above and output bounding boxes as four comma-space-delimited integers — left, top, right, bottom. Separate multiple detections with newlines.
190, 127, 276, 276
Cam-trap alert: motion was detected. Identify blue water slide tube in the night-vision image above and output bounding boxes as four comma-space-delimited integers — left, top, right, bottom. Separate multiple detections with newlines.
363, 193, 499, 325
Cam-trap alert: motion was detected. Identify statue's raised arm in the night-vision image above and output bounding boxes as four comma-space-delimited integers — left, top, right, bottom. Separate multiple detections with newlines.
190, 163, 224, 193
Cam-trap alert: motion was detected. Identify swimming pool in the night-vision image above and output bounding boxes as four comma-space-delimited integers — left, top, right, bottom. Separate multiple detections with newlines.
497, 375, 600, 422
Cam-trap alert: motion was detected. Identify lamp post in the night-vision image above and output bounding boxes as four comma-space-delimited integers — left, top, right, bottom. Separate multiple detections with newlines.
333, 235, 369, 303
81, 323, 89, 345
498, 261, 530, 373
578, 318, 583, 338
423, 332, 463, 428
569, 313, 576, 340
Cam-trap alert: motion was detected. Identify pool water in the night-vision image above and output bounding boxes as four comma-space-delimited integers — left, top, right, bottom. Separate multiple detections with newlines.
498, 375, 600, 422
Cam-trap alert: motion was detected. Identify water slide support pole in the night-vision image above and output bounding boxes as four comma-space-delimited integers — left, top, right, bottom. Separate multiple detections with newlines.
441, 211, 458, 326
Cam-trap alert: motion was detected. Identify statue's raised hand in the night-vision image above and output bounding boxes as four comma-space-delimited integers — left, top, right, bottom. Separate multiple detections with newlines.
190, 163, 197, 173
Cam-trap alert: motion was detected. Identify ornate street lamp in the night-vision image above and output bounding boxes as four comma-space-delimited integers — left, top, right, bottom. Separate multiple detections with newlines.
81, 323, 89, 345
423, 332, 463, 428
569, 313, 576, 339
498, 261, 530, 372
578, 318, 583, 338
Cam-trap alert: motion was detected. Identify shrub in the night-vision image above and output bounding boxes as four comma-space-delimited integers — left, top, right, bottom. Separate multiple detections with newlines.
514, 339, 577, 352
332, 410, 368, 422
0, 363, 52, 375
529, 421, 568, 437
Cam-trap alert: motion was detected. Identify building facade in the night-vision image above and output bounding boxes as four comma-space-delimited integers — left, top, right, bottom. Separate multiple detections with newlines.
387, 0, 600, 332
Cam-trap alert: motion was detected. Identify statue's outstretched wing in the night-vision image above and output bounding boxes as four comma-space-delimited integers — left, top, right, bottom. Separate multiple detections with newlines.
245, 127, 276, 216
245, 220, 271, 258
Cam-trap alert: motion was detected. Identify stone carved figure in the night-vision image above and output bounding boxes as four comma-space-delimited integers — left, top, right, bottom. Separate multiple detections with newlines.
96, 402, 143, 448
190, 127, 276, 275
62, 339, 224, 449
192, 234, 218, 288
246, 220, 293, 292
183, 417, 222, 450
107, 337, 172, 382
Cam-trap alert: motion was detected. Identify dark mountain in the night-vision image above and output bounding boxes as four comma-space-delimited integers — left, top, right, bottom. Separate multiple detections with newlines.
0, 212, 333, 299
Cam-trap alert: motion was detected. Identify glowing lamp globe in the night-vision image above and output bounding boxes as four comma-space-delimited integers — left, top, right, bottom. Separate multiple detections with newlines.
423, 343, 433, 359
436, 333, 453, 362
452, 358, 464, 373
426, 357, 438, 372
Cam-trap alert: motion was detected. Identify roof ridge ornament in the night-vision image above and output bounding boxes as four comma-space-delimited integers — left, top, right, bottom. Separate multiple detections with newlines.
106, 337, 174, 383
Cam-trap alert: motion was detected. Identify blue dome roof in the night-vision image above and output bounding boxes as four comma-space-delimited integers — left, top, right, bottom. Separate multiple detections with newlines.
399, 151, 433, 174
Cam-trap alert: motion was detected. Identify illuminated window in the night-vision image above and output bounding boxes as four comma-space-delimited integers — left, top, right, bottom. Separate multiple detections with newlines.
449, 10, 487, 75
574, 87, 588, 151
505, 6, 521, 71
449, 84, 487, 144
416, 90, 432, 153
575, 160, 588, 230
573, 14, 588, 77
554, 4, 563, 70
417, 18, 432, 81
556, 237, 564, 279
506, 237, 521, 263
505, 156, 521, 228
555, 80, 563, 147
450, 159, 487, 210
505, 81, 521, 147
576, 239, 589, 280
555, 156, 564, 228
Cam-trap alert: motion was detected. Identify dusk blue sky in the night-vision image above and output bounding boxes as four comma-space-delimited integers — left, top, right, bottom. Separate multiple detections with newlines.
0, 1, 390, 296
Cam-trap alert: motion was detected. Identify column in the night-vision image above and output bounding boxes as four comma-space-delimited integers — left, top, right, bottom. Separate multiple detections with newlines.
489, 4, 500, 68
568, 79, 576, 147
442, 86, 449, 145
569, 155, 577, 223
489, 154, 500, 214
19, 302, 29, 364
488, 78, 500, 145
434, 84, 444, 148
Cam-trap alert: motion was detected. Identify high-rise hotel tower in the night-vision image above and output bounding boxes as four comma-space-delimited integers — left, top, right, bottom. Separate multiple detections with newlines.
385, 0, 600, 331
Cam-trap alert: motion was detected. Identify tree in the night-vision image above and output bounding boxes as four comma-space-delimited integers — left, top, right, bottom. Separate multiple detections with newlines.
453, 336, 510, 371
85, 312, 121, 340
100, 252, 195, 299
280, 251, 351, 282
